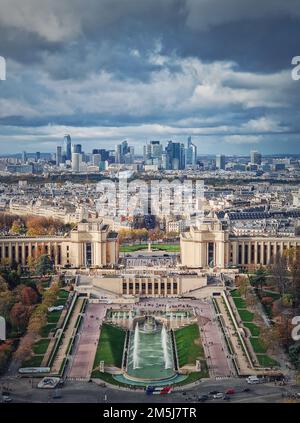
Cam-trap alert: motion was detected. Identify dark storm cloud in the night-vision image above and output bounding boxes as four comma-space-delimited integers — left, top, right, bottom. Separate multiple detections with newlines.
0, 0, 300, 153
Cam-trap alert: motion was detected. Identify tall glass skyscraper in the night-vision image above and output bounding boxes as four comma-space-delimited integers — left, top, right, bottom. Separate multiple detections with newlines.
63, 134, 72, 161
185, 136, 197, 167
165, 141, 185, 170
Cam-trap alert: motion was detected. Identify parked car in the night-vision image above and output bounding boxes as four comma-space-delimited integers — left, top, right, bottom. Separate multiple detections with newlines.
2, 395, 12, 403
198, 395, 209, 402
213, 393, 224, 399
246, 376, 260, 384
243, 388, 251, 393
225, 388, 235, 395
209, 390, 220, 395
223, 395, 231, 401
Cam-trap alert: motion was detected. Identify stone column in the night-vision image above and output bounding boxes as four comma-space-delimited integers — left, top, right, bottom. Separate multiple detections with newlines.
254, 241, 258, 265
15, 242, 19, 263
267, 242, 271, 265
261, 242, 265, 265
8, 243, 12, 263
241, 241, 245, 266
21, 242, 26, 265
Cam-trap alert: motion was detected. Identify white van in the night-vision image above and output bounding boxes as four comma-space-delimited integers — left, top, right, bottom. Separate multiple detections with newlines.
246, 376, 260, 384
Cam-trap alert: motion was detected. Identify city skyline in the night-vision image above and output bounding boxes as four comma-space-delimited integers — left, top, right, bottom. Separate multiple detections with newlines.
0, 0, 300, 154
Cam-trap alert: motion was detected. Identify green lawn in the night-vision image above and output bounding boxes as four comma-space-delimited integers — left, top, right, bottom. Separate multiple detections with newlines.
32, 338, 50, 355
231, 289, 241, 298
243, 322, 260, 337
23, 355, 44, 367
238, 309, 254, 322
175, 324, 204, 367
92, 323, 125, 370
39, 323, 56, 337
250, 337, 267, 354
54, 298, 67, 307
232, 296, 247, 309
173, 369, 209, 386
257, 354, 279, 367
120, 244, 180, 253
47, 310, 62, 323
57, 290, 69, 299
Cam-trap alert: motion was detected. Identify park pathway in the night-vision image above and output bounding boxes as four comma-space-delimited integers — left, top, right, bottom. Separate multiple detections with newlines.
51, 298, 84, 374
68, 303, 108, 379
195, 301, 232, 378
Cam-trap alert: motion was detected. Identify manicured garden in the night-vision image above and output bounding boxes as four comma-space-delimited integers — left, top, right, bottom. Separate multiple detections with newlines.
39, 323, 56, 337
175, 324, 205, 367
243, 322, 260, 337
230, 290, 254, 322
46, 310, 62, 323
120, 244, 180, 253
257, 354, 279, 367
250, 337, 267, 354
32, 338, 50, 355
23, 289, 69, 368
230, 289, 279, 369
92, 323, 126, 372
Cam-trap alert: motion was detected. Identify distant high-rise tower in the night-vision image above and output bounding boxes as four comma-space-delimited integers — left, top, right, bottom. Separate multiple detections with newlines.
35, 152, 41, 162
115, 140, 130, 163
63, 134, 72, 161
185, 136, 197, 167
22, 151, 27, 163
56, 146, 62, 166
72, 152, 82, 172
250, 150, 262, 165
72, 144, 82, 154
216, 154, 226, 170
165, 141, 185, 170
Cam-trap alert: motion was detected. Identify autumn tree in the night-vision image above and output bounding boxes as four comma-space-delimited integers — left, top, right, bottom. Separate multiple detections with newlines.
259, 325, 280, 353
27, 304, 48, 334
21, 287, 38, 306
239, 276, 250, 299
287, 247, 300, 307
9, 303, 30, 333
271, 252, 288, 296
13, 332, 36, 363
27, 256, 37, 272
276, 314, 294, 348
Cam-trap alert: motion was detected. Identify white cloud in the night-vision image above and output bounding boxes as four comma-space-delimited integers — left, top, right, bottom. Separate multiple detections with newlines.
223, 134, 263, 144
242, 116, 288, 133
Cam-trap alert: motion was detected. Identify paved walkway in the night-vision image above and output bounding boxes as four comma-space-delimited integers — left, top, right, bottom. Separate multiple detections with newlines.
215, 296, 255, 375
68, 303, 109, 379
51, 298, 84, 374
195, 301, 232, 378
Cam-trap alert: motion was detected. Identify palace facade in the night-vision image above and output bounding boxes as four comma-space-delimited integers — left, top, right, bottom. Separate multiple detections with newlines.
0, 222, 119, 268
180, 217, 300, 269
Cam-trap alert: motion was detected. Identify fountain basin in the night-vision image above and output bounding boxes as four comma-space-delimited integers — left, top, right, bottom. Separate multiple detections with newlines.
125, 317, 176, 381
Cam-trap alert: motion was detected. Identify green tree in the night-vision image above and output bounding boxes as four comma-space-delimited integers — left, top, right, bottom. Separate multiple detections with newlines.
251, 267, 267, 295
288, 342, 300, 370
35, 255, 53, 276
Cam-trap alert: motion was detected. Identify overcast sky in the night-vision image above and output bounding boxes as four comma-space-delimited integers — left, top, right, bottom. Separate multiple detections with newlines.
0, 0, 300, 154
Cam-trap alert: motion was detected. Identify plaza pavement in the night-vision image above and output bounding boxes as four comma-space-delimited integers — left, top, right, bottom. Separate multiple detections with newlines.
68, 303, 109, 379
68, 297, 232, 380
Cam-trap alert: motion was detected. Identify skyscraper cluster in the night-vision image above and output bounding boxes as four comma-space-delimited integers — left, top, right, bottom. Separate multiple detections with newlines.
143, 137, 197, 170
